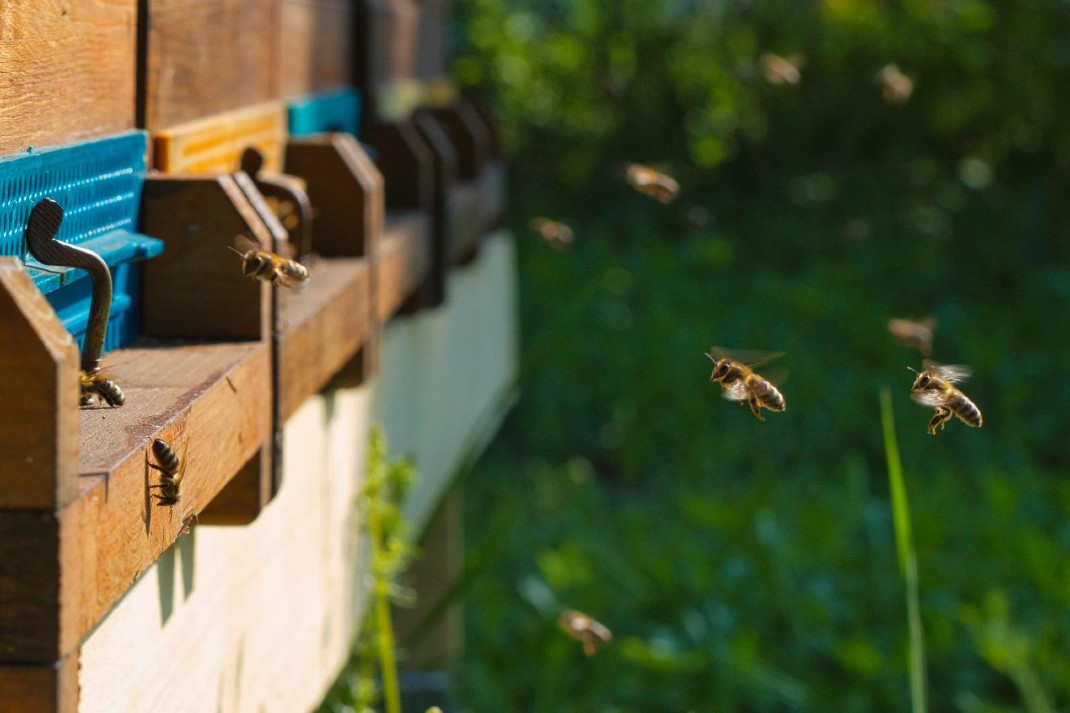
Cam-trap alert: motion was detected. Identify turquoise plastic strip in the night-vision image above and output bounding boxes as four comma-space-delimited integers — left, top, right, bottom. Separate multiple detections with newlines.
288, 88, 362, 136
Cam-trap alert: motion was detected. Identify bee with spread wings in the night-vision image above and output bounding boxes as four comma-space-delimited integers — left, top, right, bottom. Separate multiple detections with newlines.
909, 361, 983, 435
705, 348, 787, 421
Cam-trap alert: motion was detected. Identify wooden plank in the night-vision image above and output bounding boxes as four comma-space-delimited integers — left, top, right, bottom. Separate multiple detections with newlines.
415, 0, 449, 81
278, 257, 373, 422
0, 0, 136, 156
0, 260, 80, 509
367, 119, 433, 211
153, 103, 288, 174
284, 133, 384, 257
409, 112, 455, 305
59, 341, 272, 659
198, 444, 273, 526
0, 655, 79, 713
1, 343, 271, 662
428, 104, 490, 180
141, 0, 282, 131
447, 180, 484, 265
355, 0, 422, 122
141, 174, 273, 341
378, 211, 430, 321
280, 0, 352, 98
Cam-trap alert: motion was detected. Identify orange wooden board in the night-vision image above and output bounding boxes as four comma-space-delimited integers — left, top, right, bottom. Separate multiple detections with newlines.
153, 103, 287, 174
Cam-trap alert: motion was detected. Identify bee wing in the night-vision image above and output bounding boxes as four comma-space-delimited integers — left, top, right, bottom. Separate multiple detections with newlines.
721, 380, 750, 402
233, 233, 263, 252
911, 389, 951, 407
709, 346, 785, 370
923, 360, 972, 383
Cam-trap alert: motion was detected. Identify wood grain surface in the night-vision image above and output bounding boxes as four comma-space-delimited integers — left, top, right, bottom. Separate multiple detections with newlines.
141, 174, 273, 341
141, 0, 281, 130
153, 103, 288, 174
280, 0, 352, 98
284, 133, 383, 257
377, 210, 430, 321
0, 260, 80, 510
0, 0, 136, 156
278, 257, 373, 421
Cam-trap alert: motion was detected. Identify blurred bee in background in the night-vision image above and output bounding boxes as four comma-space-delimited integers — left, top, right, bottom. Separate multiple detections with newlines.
228, 241, 309, 291
80, 370, 124, 408
530, 217, 575, 250
558, 609, 612, 657
706, 348, 787, 421
625, 164, 680, 204
149, 438, 186, 507
760, 53, 804, 85
888, 317, 936, 357
878, 64, 914, 105
909, 361, 983, 435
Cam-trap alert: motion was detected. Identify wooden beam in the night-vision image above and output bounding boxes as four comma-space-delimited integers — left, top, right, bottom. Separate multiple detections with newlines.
378, 212, 431, 321
0, 655, 79, 713
0, 1, 136, 156
278, 258, 373, 422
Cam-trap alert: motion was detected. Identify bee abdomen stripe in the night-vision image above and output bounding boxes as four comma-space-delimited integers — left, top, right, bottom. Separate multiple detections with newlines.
152, 440, 181, 471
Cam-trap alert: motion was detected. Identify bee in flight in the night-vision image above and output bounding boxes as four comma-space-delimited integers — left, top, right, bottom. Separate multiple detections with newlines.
148, 438, 186, 507
79, 370, 124, 408
558, 609, 612, 657
759, 53, 804, 85
909, 361, 983, 435
529, 217, 574, 250
888, 317, 936, 357
625, 164, 680, 204
228, 243, 309, 291
706, 348, 787, 421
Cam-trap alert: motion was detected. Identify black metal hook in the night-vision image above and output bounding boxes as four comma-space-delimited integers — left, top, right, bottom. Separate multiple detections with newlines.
24, 198, 113, 374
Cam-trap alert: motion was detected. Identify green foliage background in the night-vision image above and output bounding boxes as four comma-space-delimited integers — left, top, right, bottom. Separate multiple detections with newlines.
450, 0, 1070, 710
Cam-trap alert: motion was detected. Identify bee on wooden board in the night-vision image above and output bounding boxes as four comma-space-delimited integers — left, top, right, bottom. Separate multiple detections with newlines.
149, 438, 185, 507
706, 348, 787, 421
910, 361, 983, 435
625, 164, 680, 204
529, 217, 575, 250
888, 317, 936, 357
79, 370, 124, 408
558, 609, 612, 657
228, 241, 309, 291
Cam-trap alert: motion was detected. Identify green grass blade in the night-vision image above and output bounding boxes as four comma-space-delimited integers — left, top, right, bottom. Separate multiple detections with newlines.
880, 388, 928, 713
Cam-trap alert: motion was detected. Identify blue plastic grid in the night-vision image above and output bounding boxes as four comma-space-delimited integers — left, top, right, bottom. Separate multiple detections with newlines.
0, 132, 163, 353
287, 88, 362, 137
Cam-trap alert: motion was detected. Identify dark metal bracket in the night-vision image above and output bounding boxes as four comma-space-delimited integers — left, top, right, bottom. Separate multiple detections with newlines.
24, 198, 112, 375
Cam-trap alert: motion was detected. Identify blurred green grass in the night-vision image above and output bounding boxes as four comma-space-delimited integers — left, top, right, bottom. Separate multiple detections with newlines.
450, 1, 1070, 710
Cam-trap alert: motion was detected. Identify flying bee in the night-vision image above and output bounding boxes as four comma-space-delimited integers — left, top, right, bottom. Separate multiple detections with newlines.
760, 53, 804, 85
625, 164, 680, 204
706, 348, 787, 421
79, 370, 125, 408
909, 361, 983, 435
878, 64, 913, 105
529, 217, 574, 250
148, 438, 185, 507
888, 317, 936, 357
228, 244, 309, 291
558, 609, 612, 657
